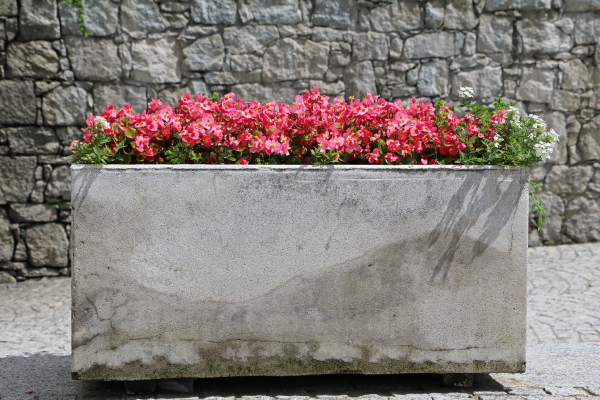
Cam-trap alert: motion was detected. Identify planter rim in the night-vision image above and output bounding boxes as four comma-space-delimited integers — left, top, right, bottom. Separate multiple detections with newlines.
71, 164, 525, 171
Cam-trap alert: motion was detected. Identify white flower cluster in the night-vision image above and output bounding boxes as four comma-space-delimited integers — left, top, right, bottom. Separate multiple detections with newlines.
528, 114, 547, 139
94, 116, 110, 130
493, 133, 504, 148
534, 128, 559, 162
458, 86, 474, 99
506, 106, 522, 128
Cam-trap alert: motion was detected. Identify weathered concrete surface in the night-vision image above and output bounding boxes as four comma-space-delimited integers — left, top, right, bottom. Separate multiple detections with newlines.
71, 165, 529, 380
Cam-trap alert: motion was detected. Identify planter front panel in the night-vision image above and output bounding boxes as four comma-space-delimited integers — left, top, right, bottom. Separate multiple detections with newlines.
71, 165, 528, 380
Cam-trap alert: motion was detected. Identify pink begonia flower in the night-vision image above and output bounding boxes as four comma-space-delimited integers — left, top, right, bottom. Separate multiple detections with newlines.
385, 153, 398, 163
367, 148, 380, 164
83, 134, 92, 142
264, 139, 280, 155
134, 135, 150, 152
85, 113, 95, 128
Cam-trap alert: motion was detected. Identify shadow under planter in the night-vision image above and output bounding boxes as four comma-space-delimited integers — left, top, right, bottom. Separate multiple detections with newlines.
70, 165, 529, 385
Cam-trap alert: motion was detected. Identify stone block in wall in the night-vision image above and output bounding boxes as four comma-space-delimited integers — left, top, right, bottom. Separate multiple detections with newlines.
43, 86, 88, 126
262, 38, 328, 83
451, 66, 502, 100
308, 80, 345, 97
565, 0, 600, 11
164, 13, 189, 29
93, 84, 147, 114
8, 203, 57, 222
578, 120, 600, 162
157, 81, 209, 107
368, 0, 423, 32
352, 32, 389, 62
404, 32, 463, 59
484, 0, 551, 11
132, 37, 181, 83
59, 0, 119, 37
559, 59, 591, 91
34, 81, 61, 96
0, 80, 36, 125
5, 41, 59, 79
310, 27, 352, 43
120, 0, 169, 39
0, 156, 37, 204
566, 116, 582, 165
183, 34, 224, 72
546, 165, 594, 194
230, 54, 262, 72
223, 25, 279, 56
203, 71, 237, 85
178, 25, 219, 47
477, 15, 513, 54
278, 24, 312, 39
539, 112, 568, 165
160, 2, 189, 13
25, 223, 69, 267
564, 195, 600, 242
425, 0, 444, 29
229, 83, 297, 104
0, 271, 16, 283
30, 180, 46, 203
551, 90, 581, 112
344, 61, 376, 100
44, 165, 71, 202
516, 68, 555, 104
0, 0, 17, 16
18, 0, 60, 41
242, 0, 302, 25
190, 0, 237, 25
6, 127, 59, 155
17, 266, 62, 277
535, 191, 564, 242
555, 18, 574, 35
0, 209, 13, 262
517, 19, 574, 55
571, 14, 600, 45
313, 0, 357, 30
65, 36, 122, 81
444, 0, 477, 30
418, 60, 449, 97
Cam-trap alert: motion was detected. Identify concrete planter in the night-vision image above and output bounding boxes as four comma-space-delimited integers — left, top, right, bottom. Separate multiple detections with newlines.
71, 164, 528, 382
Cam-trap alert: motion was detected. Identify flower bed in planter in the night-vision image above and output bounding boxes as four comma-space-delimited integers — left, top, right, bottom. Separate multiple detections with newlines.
70, 87, 554, 386
71, 164, 528, 382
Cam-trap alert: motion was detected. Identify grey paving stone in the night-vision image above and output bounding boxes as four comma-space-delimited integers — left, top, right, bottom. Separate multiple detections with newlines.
543, 387, 589, 396
507, 388, 546, 396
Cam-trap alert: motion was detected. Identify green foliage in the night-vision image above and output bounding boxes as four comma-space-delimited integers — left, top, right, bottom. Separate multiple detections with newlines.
70, 132, 131, 165
63, 0, 88, 37
529, 180, 546, 231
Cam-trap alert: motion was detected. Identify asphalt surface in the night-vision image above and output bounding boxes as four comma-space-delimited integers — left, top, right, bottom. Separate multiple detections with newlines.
0, 243, 599, 399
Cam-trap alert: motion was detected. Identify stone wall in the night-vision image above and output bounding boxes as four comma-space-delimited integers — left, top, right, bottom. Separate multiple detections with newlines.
0, 0, 599, 282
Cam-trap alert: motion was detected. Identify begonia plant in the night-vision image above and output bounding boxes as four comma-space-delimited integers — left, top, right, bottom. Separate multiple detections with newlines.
69, 87, 556, 227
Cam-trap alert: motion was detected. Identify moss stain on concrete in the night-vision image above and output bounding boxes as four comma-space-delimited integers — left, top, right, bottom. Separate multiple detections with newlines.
72, 354, 526, 381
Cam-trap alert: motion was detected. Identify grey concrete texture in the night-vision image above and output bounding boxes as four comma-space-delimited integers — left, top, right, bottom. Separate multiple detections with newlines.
70, 165, 529, 380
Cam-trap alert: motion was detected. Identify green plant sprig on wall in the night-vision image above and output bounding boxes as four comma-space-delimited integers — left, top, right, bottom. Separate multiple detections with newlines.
64, 0, 88, 37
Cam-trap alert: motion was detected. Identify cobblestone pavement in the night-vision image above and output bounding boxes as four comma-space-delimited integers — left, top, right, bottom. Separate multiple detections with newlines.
0, 277, 70, 352
0, 244, 599, 399
527, 243, 600, 344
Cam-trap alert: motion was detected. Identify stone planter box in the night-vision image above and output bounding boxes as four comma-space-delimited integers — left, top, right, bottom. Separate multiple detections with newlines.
71, 164, 528, 383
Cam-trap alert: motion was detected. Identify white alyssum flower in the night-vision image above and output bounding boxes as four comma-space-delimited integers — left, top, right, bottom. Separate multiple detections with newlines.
94, 116, 110, 130
458, 86, 474, 99
506, 106, 522, 129
493, 133, 505, 148
534, 128, 559, 162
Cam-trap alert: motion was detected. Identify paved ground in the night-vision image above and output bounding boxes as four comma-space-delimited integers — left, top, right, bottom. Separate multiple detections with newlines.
0, 243, 599, 399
